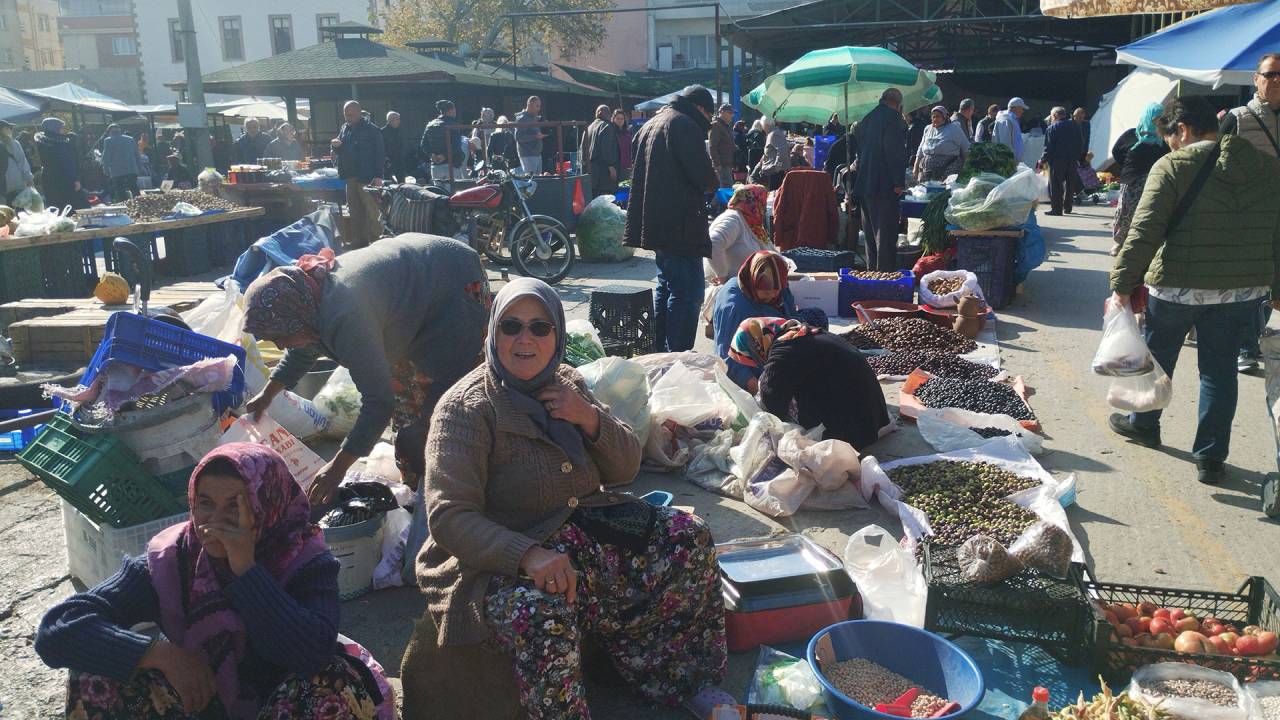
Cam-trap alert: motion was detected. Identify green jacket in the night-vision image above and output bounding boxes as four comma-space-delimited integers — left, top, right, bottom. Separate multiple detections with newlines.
1111, 134, 1280, 296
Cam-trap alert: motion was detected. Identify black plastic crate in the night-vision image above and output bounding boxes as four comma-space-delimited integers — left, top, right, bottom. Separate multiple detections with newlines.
589, 285, 655, 358
783, 247, 860, 274
955, 234, 1018, 309
1082, 574, 1280, 683
0, 247, 47, 302
923, 541, 1091, 664
208, 220, 251, 267
41, 241, 96, 298
157, 225, 212, 277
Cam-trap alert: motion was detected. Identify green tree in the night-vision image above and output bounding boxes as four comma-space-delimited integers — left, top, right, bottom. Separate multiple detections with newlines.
380, 0, 613, 62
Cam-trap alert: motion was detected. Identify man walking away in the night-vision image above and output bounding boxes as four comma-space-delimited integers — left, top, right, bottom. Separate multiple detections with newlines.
952, 98, 976, 141
420, 100, 461, 184
102, 123, 141, 201
381, 111, 407, 182
1222, 53, 1280, 372
623, 85, 719, 353
710, 103, 736, 187
993, 98, 1029, 163
975, 104, 1000, 143
581, 105, 620, 197
1074, 107, 1092, 161
514, 96, 548, 175
332, 100, 385, 248
854, 88, 909, 272
1041, 107, 1084, 216
1109, 96, 1280, 486
232, 118, 270, 165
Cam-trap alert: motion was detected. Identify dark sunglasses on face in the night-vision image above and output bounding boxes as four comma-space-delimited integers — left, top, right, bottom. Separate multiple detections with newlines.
499, 318, 555, 337
1259, 71, 1280, 80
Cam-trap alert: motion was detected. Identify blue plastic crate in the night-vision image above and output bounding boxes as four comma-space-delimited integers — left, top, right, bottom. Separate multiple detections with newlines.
72, 312, 247, 413
0, 409, 47, 452
838, 269, 915, 315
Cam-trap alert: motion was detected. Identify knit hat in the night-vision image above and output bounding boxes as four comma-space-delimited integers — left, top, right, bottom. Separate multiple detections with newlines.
679, 85, 715, 115
40, 117, 65, 134
435, 99, 455, 114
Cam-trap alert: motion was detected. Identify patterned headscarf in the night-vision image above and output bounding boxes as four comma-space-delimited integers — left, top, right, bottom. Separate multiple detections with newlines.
728, 317, 819, 368
727, 184, 768, 243
243, 249, 337, 340
737, 250, 790, 313
146, 444, 327, 720
1133, 102, 1166, 150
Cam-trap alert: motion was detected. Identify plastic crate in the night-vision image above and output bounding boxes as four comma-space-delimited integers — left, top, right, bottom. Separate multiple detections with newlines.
0, 247, 47, 302
782, 247, 860, 274
155, 464, 196, 498
208, 220, 251, 266
1082, 574, 1280, 683
62, 498, 188, 588
839, 268, 914, 313
157, 225, 213, 278
0, 408, 49, 452
955, 235, 1018, 310
41, 241, 96, 298
923, 541, 1091, 664
589, 285, 655, 358
76, 311, 246, 413
18, 413, 186, 528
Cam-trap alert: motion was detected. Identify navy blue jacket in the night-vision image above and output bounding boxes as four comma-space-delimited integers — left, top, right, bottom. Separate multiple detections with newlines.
336, 119, 385, 182
1042, 119, 1085, 163
853, 103, 908, 198
232, 131, 270, 165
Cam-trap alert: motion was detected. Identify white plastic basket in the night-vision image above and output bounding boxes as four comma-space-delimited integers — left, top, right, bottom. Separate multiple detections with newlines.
62, 499, 187, 588
324, 515, 386, 601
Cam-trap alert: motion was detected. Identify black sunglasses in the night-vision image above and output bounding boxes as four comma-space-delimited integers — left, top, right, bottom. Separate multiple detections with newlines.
1259, 71, 1280, 80
499, 318, 555, 337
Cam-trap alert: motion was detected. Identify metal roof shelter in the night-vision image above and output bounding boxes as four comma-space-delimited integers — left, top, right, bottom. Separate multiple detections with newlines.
723, 0, 1139, 71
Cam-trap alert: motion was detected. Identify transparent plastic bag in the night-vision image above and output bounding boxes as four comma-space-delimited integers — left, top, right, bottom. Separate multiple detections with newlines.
957, 534, 1023, 584
564, 318, 606, 367
917, 407, 1043, 455
945, 166, 1040, 231
746, 646, 827, 713
1128, 663, 1255, 720
1093, 301, 1153, 376
575, 195, 633, 262
578, 356, 651, 447
11, 186, 44, 212
314, 366, 362, 437
919, 269, 985, 308
1008, 521, 1073, 578
648, 360, 737, 431
1107, 358, 1172, 413
843, 524, 926, 627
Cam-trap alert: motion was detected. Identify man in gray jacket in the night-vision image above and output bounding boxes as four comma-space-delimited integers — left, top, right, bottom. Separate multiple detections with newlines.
101, 123, 141, 201
514, 96, 547, 175
0, 120, 34, 204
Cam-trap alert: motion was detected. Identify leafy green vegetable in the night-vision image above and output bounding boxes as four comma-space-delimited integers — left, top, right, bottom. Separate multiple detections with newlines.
958, 143, 1017, 183
564, 331, 606, 367
920, 190, 953, 255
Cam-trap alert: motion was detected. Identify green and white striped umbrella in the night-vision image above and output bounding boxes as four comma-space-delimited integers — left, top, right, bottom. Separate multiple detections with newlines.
745, 46, 942, 125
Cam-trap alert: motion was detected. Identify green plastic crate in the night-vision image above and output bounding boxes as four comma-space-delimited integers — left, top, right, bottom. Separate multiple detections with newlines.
18, 413, 185, 528
0, 247, 47, 302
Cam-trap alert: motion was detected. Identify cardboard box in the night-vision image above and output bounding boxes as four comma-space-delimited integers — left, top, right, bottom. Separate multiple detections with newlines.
791, 274, 840, 316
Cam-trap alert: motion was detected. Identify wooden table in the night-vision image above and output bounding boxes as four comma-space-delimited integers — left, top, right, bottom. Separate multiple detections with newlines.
0, 207, 265, 252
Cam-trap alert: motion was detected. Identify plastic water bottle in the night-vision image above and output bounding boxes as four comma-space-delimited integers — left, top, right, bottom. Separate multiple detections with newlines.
1018, 687, 1050, 719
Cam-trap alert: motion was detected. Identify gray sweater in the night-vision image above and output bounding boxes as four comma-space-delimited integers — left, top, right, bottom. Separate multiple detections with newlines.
270, 234, 488, 456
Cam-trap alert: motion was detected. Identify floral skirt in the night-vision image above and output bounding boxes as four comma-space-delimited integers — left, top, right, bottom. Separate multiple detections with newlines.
1112, 181, 1143, 246
64, 655, 378, 720
484, 506, 727, 720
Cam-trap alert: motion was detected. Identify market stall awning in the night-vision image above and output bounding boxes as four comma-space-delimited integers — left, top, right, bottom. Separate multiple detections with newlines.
0, 86, 42, 123
1115, 0, 1280, 87
745, 46, 941, 124
634, 91, 681, 112
1042, 0, 1260, 19
22, 82, 133, 113
218, 101, 310, 121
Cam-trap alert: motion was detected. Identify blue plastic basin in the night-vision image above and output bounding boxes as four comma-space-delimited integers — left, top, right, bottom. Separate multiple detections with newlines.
807, 620, 985, 720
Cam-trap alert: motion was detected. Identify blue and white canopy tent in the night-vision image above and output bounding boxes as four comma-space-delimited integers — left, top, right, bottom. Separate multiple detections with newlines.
1115, 0, 1280, 88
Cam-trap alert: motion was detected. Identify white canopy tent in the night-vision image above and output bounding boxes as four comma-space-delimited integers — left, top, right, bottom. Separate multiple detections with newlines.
0, 87, 41, 123
1088, 68, 1180, 170
22, 82, 132, 113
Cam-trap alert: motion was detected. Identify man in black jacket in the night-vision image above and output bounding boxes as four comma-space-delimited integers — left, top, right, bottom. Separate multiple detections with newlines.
854, 88, 908, 271
420, 99, 462, 183
232, 118, 270, 165
581, 104, 620, 197
381, 111, 407, 182
624, 85, 719, 352
1039, 106, 1084, 216
331, 100, 385, 247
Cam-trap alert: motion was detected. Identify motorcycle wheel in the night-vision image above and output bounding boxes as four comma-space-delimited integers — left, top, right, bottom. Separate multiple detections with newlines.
511, 215, 574, 285
480, 211, 518, 266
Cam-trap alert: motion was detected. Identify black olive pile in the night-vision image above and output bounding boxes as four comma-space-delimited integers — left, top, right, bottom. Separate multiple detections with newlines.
915, 377, 1035, 420
840, 330, 883, 351
845, 318, 978, 354
867, 350, 947, 376
918, 354, 1000, 380
848, 270, 904, 281
973, 427, 1013, 439
889, 461, 1040, 546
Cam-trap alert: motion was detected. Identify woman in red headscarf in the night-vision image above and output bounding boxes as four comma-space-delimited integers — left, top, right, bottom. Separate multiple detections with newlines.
711, 250, 799, 391
705, 184, 775, 283
36, 444, 392, 720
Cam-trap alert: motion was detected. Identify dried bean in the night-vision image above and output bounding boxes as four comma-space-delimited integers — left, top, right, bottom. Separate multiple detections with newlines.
849, 270, 904, 281
844, 318, 977, 354
1259, 695, 1280, 720
822, 658, 945, 716
1142, 678, 1236, 708
915, 377, 1035, 420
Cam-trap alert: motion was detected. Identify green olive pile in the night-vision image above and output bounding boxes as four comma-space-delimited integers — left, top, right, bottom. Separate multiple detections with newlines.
845, 318, 977, 354
888, 461, 1040, 546
848, 270, 904, 281
915, 377, 1035, 420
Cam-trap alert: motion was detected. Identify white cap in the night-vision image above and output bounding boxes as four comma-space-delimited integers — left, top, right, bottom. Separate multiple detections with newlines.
1008, 97, 1030, 110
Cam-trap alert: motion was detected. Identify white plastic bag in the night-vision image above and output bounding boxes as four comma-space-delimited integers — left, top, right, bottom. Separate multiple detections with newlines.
917, 407, 1043, 455
648, 360, 737, 431
314, 366, 362, 437
945, 165, 1040, 231
11, 186, 44, 212
1106, 358, 1172, 413
220, 415, 326, 492
578, 357, 651, 447
919, 269, 984, 308
372, 507, 411, 590
1036, 167, 1051, 203
1128, 663, 1255, 720
843, 525, 926, 627
15, 207, 75, 236
1092, 301, 1153, 376
170, 201, 202, 217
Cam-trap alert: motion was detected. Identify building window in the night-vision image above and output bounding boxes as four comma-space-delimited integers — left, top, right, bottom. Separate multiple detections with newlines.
219, 16, 243, 61
111, 35, 136, 55
0, 49, 12, 65
168, 18, 183, 62
38, 14, 51, 32
0, 14, 7, 30
676, 35, 713, 68
59, 0, 132, 16
41, 49, 54, 65
316, 13, 338, 41
269, 15, 293, 55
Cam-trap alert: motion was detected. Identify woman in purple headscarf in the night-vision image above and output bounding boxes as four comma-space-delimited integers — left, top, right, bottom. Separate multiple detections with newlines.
35, 444, 391, 720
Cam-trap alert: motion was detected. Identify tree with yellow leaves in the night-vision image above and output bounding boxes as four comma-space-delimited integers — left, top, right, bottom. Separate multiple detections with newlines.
379, 0, 614, 63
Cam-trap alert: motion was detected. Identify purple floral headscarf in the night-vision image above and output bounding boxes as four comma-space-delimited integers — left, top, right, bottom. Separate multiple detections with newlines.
146, 443, 327, 719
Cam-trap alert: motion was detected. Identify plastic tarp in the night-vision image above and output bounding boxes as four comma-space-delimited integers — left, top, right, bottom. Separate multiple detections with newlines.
22, 82, 132, 113
0, 86, 42, 123
229, 207, 340, 291
1087, 69, 1180, 171
1116, 1, 1280, 88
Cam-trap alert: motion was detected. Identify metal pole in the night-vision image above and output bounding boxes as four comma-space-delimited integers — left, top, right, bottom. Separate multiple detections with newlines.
511, 17, 518, 81
177, 0, 212, 170
715, 5, 722, 107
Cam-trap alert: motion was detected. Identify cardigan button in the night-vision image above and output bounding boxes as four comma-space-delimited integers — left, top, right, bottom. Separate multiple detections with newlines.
560, 462, 573, 474
607, 496, 619, 504
567, 496, 579, 508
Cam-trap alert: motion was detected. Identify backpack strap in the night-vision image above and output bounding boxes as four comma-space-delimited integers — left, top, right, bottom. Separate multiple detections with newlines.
1165, 141, 1221, 237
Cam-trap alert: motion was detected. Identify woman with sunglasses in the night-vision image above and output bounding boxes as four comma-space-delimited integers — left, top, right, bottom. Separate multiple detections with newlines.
405, 277, 730, 719
241, 234, 489, 507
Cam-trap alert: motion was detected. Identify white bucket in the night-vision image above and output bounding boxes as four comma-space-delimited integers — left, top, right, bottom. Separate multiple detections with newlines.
75, 393, 222, 476
324, 514, 386, 601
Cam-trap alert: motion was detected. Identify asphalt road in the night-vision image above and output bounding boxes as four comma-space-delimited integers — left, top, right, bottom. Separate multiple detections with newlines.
2, 205, 1279, 719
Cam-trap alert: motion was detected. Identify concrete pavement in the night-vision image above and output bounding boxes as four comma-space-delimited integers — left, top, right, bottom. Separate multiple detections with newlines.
3, 206, 1280, 718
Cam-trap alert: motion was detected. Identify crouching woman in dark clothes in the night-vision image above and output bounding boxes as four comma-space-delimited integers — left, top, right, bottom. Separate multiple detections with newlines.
730, 317, 891, 451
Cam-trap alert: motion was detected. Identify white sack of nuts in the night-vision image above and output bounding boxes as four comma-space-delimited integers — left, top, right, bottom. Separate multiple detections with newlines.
1128, 663, 1255, 720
